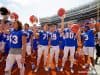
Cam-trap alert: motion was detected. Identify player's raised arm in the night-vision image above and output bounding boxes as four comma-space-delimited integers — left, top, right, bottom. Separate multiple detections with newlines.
61, 16, 65, 30
57, 8, 66, 30
33, 25, 39, 38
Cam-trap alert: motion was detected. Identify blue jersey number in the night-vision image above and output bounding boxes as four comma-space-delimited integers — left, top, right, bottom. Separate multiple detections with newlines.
11, 35, 18, 44
65, 32, 74, 39
43, 34, 48, 40
51, 34, 57, 40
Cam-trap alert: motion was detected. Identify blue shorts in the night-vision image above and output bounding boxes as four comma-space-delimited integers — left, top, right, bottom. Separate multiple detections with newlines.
32, 39, 38, 51
59, 43, 65, 50
32, 45, 38, 51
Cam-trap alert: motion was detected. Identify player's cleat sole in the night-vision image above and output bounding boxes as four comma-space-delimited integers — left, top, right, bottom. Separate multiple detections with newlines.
44, 67, 49, 72
70, 68, 74, 73
82, 64, 89, 69
60, 67, 64, 72
34, 67, 39, 72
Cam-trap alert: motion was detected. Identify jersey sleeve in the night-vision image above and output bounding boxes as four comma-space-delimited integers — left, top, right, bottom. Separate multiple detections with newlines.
29, 30, 33, 35
63, 28, 68, 33
31, 31, 33, 35
39, 30, 45, 37
22, 31, 27, 36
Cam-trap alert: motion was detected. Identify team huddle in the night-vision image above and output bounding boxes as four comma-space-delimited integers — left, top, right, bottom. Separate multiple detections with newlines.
0, 15, 99, 75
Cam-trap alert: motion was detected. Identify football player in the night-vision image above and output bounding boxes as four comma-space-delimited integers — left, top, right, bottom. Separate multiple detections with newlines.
34, 23, 50, 72
5, 21, 27, 75
48, 23, 60, 71
82, 24, 97, 71
60, 17, 77, 73
31, 24, 38, 70
24, 23, 33, 56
